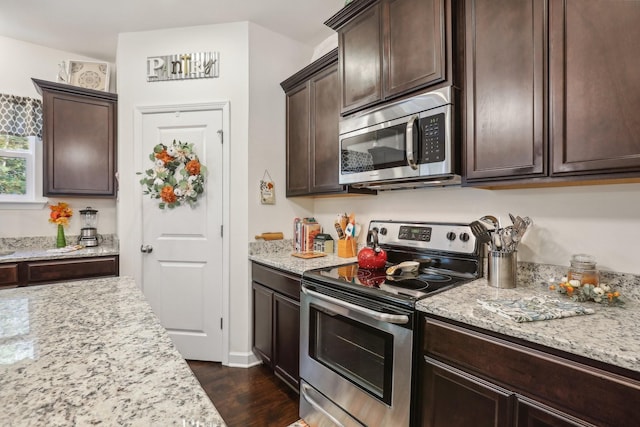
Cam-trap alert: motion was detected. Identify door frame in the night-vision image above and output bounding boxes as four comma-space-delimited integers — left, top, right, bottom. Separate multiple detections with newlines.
133, 101, 231, 365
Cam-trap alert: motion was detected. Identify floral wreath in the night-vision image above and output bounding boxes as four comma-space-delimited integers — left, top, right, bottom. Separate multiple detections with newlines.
139, 140, 207, 209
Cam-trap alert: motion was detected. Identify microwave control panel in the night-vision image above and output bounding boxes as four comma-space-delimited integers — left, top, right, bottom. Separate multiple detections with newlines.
420, 113, 445, 164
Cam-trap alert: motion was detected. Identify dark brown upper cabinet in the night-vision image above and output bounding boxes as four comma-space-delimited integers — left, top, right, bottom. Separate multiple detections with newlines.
33, 79, 117, 197
464, 0, 640, 186
463, 0, 546, 182
280, 49, 375, 197
549, 0, 640, 177
326, 0, 452, 116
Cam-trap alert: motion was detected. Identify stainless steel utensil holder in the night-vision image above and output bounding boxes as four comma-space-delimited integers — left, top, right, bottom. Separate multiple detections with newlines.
488, 251, 517, 289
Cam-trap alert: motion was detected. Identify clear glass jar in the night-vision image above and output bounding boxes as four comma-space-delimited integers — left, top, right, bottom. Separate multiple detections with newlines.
567, 253, 599, 286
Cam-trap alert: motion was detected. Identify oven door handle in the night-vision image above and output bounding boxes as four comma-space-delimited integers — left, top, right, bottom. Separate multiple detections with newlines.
406, 114, 419, 170
302, 287, 410, 325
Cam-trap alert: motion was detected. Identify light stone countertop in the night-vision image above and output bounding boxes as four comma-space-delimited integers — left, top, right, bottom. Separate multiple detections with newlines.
0, 235, 119, 264
0, 244, 119, 263
0, 276, 225, 426
249, 238, 357, 275
416, 276, 640, 374
249, 252, 358, 275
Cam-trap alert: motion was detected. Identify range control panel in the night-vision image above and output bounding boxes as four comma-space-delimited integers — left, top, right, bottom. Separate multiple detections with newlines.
369, 220, 477, 255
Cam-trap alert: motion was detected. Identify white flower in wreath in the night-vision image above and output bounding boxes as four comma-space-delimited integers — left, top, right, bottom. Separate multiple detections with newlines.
137, 139, 208, 209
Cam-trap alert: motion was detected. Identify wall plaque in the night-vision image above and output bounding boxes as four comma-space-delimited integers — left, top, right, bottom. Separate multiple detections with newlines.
147, 52, 219, 82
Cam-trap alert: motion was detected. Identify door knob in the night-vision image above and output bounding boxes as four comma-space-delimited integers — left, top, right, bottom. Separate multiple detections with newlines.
140, 245, 153, 253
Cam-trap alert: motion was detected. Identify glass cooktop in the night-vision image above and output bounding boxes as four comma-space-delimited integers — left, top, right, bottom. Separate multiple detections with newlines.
303, 262, 470, 306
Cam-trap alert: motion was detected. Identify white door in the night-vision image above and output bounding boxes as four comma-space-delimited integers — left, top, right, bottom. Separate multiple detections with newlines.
140, 107, 223, 361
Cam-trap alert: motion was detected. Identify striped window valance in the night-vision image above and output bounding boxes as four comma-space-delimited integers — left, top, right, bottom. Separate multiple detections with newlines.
0, 94, 42, 138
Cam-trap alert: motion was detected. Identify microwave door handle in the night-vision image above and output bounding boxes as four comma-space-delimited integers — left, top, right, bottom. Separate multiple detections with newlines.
406, 115, 419, 170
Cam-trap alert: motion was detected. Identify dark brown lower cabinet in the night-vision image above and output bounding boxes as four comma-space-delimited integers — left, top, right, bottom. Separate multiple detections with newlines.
0, 263, 20, 288
419, 315, 640, 427
251, 262, 301, 391
252, 282, 273, 365
421, 357, 512, 427
273, 292, 300, 388
0, 256, 119, 289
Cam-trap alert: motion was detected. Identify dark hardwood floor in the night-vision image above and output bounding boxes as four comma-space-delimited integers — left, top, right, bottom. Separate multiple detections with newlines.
187, 360, 300, 427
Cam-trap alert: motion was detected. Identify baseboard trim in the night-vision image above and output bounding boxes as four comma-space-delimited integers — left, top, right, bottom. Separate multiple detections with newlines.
226, 351, 261, 368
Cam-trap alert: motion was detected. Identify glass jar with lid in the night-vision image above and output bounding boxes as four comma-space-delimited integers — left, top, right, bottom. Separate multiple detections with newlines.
567, 254, 599, 286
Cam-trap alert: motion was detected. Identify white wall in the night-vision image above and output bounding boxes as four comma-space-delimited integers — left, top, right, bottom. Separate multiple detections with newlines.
312, 182, 640, 275
117, 22, 314, 364
0, 36, 117, 238
247, 24, 314, 240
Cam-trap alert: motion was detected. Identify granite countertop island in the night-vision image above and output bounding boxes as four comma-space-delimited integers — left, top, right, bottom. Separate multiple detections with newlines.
0, 276, 225, 426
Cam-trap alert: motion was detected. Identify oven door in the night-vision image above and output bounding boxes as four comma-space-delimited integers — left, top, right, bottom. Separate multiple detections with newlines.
300, 282, 413, 427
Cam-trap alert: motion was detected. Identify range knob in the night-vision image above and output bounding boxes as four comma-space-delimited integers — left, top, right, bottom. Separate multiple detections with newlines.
379, 227, 388, 236
446, 231, 457, 241
459, 232, 470, 242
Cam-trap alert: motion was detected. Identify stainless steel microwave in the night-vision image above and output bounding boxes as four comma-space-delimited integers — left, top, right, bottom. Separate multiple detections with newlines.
339, 86, 460, 190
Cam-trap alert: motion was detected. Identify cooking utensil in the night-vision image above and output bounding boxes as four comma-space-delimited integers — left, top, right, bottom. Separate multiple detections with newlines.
255, 232, 284, 240
385, 261, 420, 276
470, 220, 492, 245
480, 215, 499, 230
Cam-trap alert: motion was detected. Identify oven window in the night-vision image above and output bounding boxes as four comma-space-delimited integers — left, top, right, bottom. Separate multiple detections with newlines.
341, 123, 407, 174
309, 306, 394, 404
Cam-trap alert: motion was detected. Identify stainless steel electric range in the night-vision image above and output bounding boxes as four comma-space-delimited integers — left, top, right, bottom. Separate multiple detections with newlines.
300, 220, 483, 427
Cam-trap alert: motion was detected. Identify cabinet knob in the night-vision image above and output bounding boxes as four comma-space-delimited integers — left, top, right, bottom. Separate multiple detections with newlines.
140, 245, 153, 253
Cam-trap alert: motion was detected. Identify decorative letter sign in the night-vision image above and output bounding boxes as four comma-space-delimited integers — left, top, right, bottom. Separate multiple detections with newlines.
147, 52, 219, 82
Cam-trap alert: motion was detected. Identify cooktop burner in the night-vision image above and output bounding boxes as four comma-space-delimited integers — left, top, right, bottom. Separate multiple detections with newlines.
303, 263, 471, 308
302, 220, 484, 309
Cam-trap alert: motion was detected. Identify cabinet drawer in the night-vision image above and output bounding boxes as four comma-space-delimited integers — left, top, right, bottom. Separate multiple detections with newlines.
0, 263, 19, 287
423, 317, 640, 427
251, 263, 301, 301
25, 256, 119, 284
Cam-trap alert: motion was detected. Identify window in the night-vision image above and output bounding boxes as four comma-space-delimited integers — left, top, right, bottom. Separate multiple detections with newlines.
0, 94, 43, 205
0, 134, 39, 201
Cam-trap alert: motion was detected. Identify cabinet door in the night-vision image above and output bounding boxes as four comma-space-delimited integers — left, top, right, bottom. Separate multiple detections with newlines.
550, 0, 640, 175
286, 83, 311, 196
252, 282, 273, 365
339, 2, 383, 114
383, 0, 446, 98
309, 63, 342, 193
516, 399, 591, 427
273, 292, 300, 391
420, 357, 512, 427
25, 256, 119, 284
464, 0, 546, 182
41, 90, 116, 196
0, 263, 20, 288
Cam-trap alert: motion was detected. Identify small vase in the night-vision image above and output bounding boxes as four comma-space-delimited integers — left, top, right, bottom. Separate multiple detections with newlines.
56, 224, 66, 248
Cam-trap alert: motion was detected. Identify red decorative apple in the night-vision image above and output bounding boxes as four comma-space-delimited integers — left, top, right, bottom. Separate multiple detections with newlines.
357, 230, 388, 269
